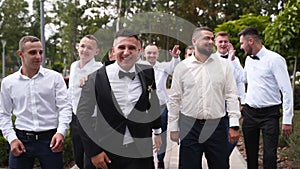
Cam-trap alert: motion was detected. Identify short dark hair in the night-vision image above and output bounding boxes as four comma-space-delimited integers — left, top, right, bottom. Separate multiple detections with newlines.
113, 29, 142, 47
19, 36, 40, 51
238, 27, 260, 39
83, 34, 99, 48
192, 26, 213, 39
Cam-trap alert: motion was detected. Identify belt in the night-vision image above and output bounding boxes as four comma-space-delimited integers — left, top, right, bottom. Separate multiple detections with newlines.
16, 129, 57, 141
245, 104, 280, 112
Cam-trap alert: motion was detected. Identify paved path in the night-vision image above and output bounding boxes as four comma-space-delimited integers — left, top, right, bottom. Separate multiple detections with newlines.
154, 132, 247, 169
158, 141, 247, 169
71, 132, 247, 169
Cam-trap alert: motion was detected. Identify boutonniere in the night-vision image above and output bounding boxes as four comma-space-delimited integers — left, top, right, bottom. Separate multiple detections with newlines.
147, 85, 153, 93
148, 82, 154, 99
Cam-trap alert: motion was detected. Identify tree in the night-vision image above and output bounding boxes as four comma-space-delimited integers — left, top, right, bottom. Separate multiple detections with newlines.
0, 0, 31, 74
264, 0, 300, 93
264, 0, 300, 70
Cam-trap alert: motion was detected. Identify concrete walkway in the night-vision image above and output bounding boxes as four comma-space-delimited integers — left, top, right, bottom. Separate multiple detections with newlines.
158, 141, 247, 169
70, 133, 247, 169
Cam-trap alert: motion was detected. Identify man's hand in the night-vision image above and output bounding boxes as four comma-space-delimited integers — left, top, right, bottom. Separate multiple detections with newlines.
79, 74, 89, 87
169, 45, 181, 57
153, 134, 162, 153
282, 124, 292, 136
170, 131, 180, 145
50, 133, 65, 152
10, 139, 26, 157
228, 128, 240, 144
91, 151, 111, 169
228, 43, 236, 61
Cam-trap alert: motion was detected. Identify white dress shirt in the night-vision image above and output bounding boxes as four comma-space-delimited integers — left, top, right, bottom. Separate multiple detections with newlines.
216, 52, 246, 104
68, 58, 102, 114
242, 46, 293, 124
153, 57, 180, 106
106, 62, 142, 144
168, 54, 240, 131
0, 67, 72, 144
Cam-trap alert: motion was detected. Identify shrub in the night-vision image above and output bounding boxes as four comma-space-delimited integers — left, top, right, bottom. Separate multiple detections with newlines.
63, 129, 74, 167
0, 134, 9, 167
281, 111, 300, 168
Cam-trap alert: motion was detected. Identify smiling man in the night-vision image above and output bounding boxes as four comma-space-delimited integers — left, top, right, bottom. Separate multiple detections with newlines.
77, 29, 162, 169
68, 35, 102, 169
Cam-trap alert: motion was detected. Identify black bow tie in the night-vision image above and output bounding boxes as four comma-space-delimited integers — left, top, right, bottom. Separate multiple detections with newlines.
118, 71, 135, 80
250, 55, 260, 60
220, 54, 228, 59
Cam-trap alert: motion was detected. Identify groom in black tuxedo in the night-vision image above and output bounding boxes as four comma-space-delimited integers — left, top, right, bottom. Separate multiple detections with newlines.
77, 29, 162, 169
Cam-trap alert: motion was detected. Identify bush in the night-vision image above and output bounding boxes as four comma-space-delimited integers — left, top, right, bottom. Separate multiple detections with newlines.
63, 129, 74, 167
281, 111, 300, 168
0, 134, 9, 167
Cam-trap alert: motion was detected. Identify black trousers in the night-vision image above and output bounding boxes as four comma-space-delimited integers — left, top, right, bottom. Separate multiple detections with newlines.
179, 114, 229, 169
242, 104, 280, 169
70, 113, 96, 169
106, 143, 155, 169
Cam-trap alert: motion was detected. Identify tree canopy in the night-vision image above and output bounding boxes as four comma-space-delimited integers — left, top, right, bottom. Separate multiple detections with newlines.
0, 0, 298, 75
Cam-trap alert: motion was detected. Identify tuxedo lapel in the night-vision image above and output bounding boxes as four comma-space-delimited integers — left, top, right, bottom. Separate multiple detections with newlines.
134, 64, 152, 111
95, 66, 124, 120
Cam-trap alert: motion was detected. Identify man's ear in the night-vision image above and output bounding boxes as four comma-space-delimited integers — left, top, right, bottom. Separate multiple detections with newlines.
95, 48, 100, 55
192, 38, 196, 46
17, 50, 23, 59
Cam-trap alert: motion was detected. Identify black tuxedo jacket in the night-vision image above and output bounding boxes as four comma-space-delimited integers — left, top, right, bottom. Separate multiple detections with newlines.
77, 62, 161, 159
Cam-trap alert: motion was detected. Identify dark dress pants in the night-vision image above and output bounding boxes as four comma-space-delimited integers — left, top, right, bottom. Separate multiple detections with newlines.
70, 113, 96, 169
9, 130, 63, 169
179, 114, 229, 169
242, 104, 280, 169
157, 105, 168, 162
106, 143, 155, 169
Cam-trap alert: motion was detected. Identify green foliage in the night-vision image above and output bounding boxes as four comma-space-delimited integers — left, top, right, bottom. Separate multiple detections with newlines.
264, 0, 300, 70
0, 134, 9, 167
63, 130, 74, 167
214, 14, 270, 64
52, 61, 65, 73
280, 110, 300, 168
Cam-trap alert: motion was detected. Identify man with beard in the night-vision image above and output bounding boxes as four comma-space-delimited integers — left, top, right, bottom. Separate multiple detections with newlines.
238, 27, 293, 169
168, 27, 241, 169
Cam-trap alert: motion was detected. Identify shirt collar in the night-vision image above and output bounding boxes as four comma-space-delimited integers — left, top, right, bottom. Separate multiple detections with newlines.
77, 58, 97, 69
114, 62, 136, 73
190, 53, 216, 64
255, 46, 266, 59
18, 66, 45, 79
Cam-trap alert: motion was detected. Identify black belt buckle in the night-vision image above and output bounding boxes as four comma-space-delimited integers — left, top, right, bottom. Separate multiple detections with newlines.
25, 132, 38, 140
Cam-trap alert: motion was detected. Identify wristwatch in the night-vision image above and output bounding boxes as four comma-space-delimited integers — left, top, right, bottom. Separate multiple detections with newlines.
230, 126, 240, 131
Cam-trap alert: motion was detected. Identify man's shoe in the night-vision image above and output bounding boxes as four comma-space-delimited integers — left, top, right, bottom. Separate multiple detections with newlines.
157, 161, 165, 169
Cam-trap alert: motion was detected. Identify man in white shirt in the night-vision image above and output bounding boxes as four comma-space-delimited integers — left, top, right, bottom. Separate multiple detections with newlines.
77, 29, 162, 169
0, 35, 72, 169
238, 27, 293, 169
68, 35, 102, 169
214, 31, 245, 159
144, 44, 180, 169
168, 27, 240, 169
